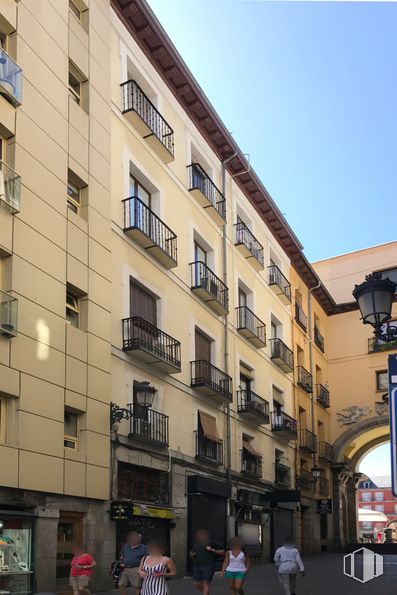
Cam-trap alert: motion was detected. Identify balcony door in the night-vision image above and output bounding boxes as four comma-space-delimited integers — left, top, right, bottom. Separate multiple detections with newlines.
194, 241, 207, 286
195, 329, 212, 382
130, 281, 158, 350
129, 174, 151, 231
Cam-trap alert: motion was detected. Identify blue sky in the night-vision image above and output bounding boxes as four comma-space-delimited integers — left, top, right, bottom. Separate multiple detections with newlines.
147, 0, 397, 261
359, 443, 391, 480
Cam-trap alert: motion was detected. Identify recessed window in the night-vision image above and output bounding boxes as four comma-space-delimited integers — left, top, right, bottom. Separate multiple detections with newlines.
67, 179, 80, 214
69, 0, 81, 20
66, 289, 80, 328
376, 370, 388, 391
64, 410, 79, 449
69, 71, 81, 104
69, 62, 88, 111
361, 492, 371, 502
374, 491, 384, 501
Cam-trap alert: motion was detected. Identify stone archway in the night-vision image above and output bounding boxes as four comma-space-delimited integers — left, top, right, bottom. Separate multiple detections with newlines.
331, 415, 390, 550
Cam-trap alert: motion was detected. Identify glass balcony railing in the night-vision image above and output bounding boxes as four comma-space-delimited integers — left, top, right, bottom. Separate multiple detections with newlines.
0, 49, 22, 106
0, 290, 17, 337
0, 160, 21, 214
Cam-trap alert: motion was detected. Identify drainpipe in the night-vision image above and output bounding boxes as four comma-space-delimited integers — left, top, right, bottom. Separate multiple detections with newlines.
221, 152, 238, 490
308, 281, 321, 442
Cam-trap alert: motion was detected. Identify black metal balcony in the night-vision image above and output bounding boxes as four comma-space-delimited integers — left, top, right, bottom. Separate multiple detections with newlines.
187, 163, 226, 225
299, 469, 313, 491
122, 196, 177, 269
316, 384, 330, 408
297, 366, 313, 393
237, 389, 269, 424
128, 404, 169, 447
275, 462, 291, 487
195, 431, 223, 465
234, 221, 264, 271
269, 338, 294, 373
271, 411, 298, 439
314, 326, 325, 352
121, 79, 174, 162
236, 306, 266, 348
368, 336, 397, 353
295, 303, 307, 332
190, 261, 229, 315
0, 48, 22, 106
299, 429, 317, 453
268, 265, 291, 303
122, 317, 181, 373
319, 441, 335, 463
241, 452, 262, 478
190, 360, 232, 403
319, 477, 329, 495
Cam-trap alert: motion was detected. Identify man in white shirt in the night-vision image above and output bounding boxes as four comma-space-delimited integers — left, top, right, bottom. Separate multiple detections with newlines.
274, 536, 305, 595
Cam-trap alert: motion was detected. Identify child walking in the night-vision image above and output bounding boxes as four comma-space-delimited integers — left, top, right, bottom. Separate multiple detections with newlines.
69, 543, 96, 595
274, 537, 304, 595
222, 537, 250, 595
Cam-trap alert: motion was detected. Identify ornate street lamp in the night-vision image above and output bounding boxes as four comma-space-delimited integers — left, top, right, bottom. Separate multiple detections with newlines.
110, 381, 157, 427
311, 465, 321, 481
352, 272, 396, 340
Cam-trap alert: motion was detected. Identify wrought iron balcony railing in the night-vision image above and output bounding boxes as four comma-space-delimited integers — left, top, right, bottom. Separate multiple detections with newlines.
121, 79, 174, 162
195, 431, 223, 465
190, 261, 229, 315
122, 317, 181, 373
368, 336, 397, 353
234, 221, 264, 270
187, 163, 226, 224
275, 462, 291, 487
299, 469, 313, 490
268, 265, 291, 303
236, 306, 266, 348
314, 326, 325, 352
295, 303, 307, 332
299, 428, 317, 453
297, 366, 313, 393
237, 389, 270, 424
0, 160, 21, 214
190, 360, 232, 402
269, 338, 294, 373
319, 477, 329, 495
316, 384, 330, 408
241, 451, 262, 478
0, 49, 22, 106
319, 441, 334, 463
271, 410, 298, 438
0, 290, 17, 337
122, 196, 177, 268
128, 404, 169, 447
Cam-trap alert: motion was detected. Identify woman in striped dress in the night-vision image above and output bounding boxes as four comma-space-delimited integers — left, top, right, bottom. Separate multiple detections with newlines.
138, 540, 177, 595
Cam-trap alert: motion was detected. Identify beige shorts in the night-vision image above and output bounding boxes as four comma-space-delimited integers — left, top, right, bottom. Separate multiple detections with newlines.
69, 575, 91, 590
118, 566, 142, 588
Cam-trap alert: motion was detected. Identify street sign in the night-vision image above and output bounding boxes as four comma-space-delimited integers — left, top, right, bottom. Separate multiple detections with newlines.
317, 499, 333, 514
389, 354, 397, 498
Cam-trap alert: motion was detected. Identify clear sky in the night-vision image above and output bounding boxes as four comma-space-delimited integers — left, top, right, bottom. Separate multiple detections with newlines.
147, 0, 397, 261
359, 443, 391, 479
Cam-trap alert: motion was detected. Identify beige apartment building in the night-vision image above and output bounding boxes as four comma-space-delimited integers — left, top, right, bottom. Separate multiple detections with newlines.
0, 0, 396, 591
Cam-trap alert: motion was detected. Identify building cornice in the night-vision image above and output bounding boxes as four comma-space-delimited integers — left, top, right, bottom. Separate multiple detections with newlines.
111, 0, 355, 315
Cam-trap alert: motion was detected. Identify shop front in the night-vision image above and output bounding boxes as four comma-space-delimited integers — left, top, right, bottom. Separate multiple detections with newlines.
236, 489, 271, 561
0, 513, 34, 595
267, 490, 300, 556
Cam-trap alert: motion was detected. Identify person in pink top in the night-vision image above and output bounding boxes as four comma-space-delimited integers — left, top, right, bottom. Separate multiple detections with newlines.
70, 543, 97, 595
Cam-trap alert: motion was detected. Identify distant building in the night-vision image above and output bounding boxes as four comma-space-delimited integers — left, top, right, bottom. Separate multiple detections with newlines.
357, 475, 396, 540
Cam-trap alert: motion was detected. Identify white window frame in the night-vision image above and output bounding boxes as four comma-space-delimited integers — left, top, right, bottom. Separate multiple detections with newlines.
66, 290, 80, 328
64, 410, 79, 450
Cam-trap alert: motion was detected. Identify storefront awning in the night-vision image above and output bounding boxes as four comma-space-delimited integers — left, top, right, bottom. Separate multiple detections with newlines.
199, 410, 221, 443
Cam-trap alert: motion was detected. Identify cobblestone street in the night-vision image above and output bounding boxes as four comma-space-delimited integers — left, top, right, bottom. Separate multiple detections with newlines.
93, 554, 397, 595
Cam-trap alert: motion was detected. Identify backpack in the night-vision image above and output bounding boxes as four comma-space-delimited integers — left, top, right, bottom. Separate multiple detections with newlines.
109, 560, 123, 586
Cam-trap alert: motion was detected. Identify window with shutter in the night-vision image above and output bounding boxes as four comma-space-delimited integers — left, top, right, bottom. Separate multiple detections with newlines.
130, 281, 157, 326
195, 329, 211, 361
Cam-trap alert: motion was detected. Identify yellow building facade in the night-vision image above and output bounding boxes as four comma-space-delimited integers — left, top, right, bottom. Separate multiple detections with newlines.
0, 0, 396, 590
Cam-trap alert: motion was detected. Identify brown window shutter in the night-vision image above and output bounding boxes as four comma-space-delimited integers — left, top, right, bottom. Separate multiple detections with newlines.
243, 438, 259, 456
195, 330, 211, 361
130, 281, 157, 326
198, 410, 221, 443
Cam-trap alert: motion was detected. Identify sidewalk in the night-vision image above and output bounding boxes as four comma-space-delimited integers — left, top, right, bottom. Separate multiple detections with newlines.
91, 553, 397, 595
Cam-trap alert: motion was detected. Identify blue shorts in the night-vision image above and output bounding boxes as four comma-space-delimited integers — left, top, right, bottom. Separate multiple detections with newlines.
192, 566, 215, 582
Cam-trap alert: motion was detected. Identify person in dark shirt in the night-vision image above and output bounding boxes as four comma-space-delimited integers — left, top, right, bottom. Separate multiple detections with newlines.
190, 529, 224, 595
119, 531, 148, 595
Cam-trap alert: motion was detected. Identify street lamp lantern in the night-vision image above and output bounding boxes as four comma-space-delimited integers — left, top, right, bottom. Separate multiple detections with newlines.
352, 272, 396, 338
311, 465, 321, 481
134, 381, 157, 408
